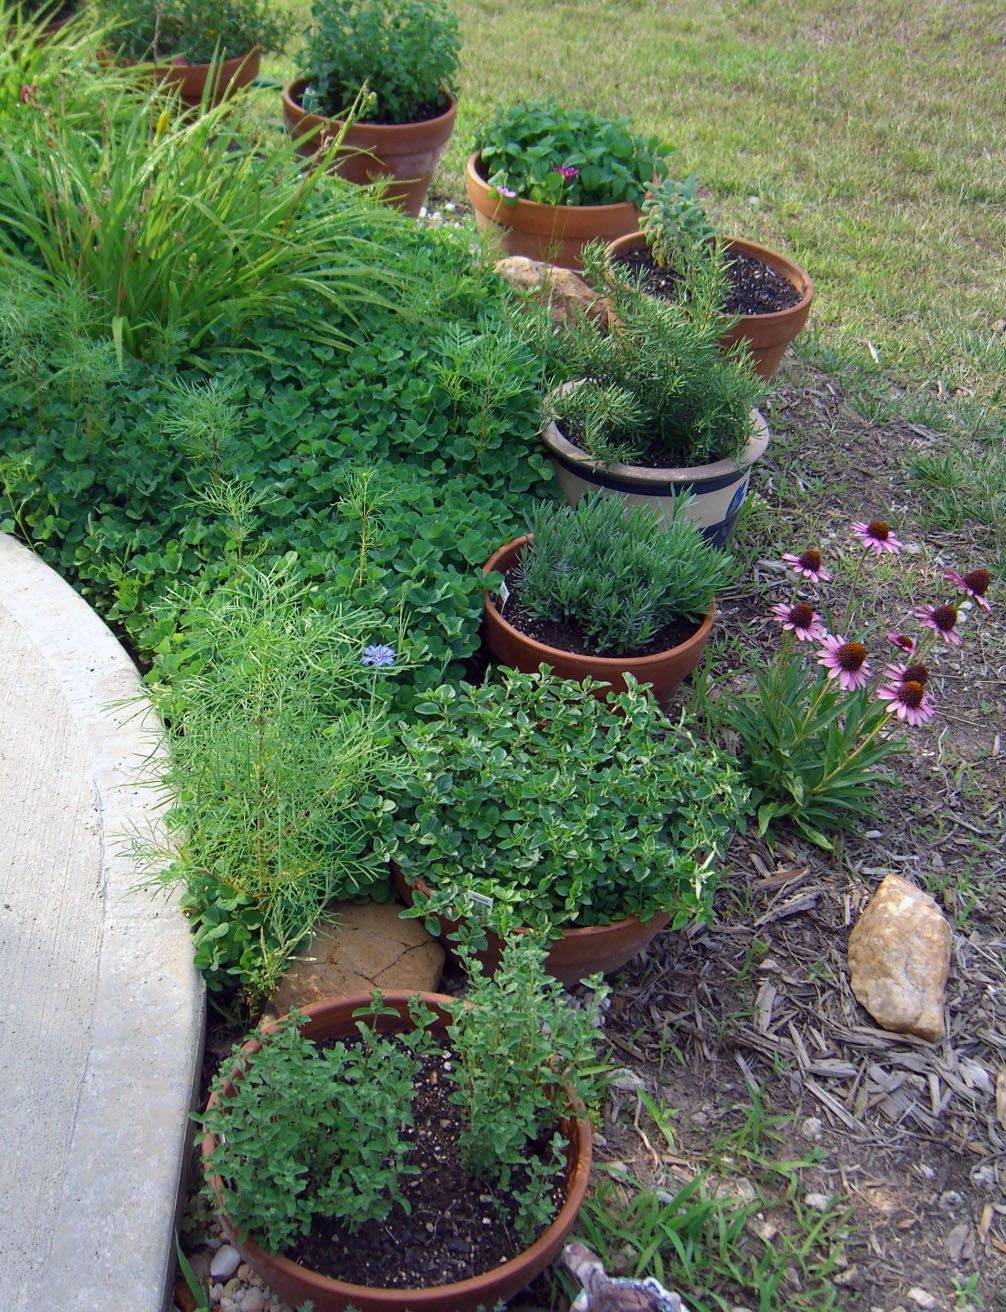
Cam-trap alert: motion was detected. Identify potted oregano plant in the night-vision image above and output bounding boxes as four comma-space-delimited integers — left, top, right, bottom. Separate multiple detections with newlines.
387, 669, 747, 982
283, 0, 460, 217
467, 99, 667, 269
542, 245, 768, 544
201, 936, 600, 1311
607, 175, 814, 380
95, 0, 288, 103
483, 490, 735, 702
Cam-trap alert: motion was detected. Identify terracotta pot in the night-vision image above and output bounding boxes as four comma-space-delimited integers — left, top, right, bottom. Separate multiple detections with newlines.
102, 46, 260, 105
202, 991, 592, 1312
606, 231, 814, 381
542, 395, 770, 547
392, 863, 670, 986
282, 78, 456, 218
467, 151, 639, 270
482, 535, 714, 703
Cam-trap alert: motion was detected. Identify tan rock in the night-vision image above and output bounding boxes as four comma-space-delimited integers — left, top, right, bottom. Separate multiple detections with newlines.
269, 900, 444, 1014
494, 255, 609, 327
847, 874, 952, 1042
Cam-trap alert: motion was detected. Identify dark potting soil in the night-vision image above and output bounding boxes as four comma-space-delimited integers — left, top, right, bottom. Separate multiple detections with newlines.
613, 246, 802, 315
493, 568, 700, 658
286, 1042, 566, 1288
298, 85, 448, 125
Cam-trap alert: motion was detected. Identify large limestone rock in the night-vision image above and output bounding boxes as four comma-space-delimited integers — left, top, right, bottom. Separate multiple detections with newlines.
847, 875, 952, 1042
269, 900, 444, 1014
495, 256, 610, 328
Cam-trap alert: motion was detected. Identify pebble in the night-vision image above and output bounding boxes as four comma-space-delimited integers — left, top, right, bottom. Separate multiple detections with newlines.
907, 1291, 938, 1310
800, 1116, 823, 1142
241, 1290, 265, 1312
611, 1068, 645, 1092
805, 1192, 831, 1210
210, 1245, 241, 1280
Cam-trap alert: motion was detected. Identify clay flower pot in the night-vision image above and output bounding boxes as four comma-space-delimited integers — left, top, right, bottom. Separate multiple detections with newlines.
606, 231, 814, 381
105, 46, 261, 105
542, 398, 770, 547
282, 78, 457, 218
392, 864, 670, 986
202, 991, 592, 1312
483, 535, 714, 704
467, 151, 639, 271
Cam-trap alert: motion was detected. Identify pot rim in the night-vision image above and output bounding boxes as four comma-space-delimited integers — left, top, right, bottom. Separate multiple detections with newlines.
466, 150, 639, 219
283, 77, 458, 133
201, 991, 593, 1306
108, 44, 261, 72
542, 391, 769, 486
483, 534, 716, 671
606, 230, 814, 326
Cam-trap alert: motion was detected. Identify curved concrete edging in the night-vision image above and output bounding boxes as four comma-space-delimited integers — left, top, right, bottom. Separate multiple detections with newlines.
0, 534, 204, 1312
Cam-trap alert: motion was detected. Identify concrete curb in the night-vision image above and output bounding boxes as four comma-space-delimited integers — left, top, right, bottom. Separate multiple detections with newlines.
0, 534, 204, 1312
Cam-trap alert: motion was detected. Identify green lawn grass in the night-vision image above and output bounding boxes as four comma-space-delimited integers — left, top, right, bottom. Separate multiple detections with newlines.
271, 0, 1006, 403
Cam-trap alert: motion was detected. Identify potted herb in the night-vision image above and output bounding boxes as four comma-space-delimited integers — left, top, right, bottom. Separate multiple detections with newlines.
283, 0, 460, 217
483, 490, 734, 702
95, 0, 288, 103
201, 937, 600, 1311
542, 248, 769, 544
387, 669, 747, 982
467, 99, 667, 269
607, 175, 814, 380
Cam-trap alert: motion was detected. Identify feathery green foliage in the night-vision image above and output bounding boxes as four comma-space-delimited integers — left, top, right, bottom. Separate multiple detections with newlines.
94, 0, 289, 61
515, 490, 734, 654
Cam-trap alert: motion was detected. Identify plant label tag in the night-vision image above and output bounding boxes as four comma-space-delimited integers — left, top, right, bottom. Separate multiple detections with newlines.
498, 579, 510, 610
468, 891, 494, 911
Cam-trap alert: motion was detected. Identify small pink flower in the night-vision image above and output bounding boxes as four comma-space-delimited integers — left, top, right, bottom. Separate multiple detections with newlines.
887, 631, 916, 654
554, 163, 580, 180
782, 548, 831, 585
943, 566, 992, 612
915, 602, 962, 646
877, 677, 935, 726
818, 634, 871, 691
770, 601, 827, 642
492, 183, 517, 200
19, 83, 36, 105
852, 518, 903, 555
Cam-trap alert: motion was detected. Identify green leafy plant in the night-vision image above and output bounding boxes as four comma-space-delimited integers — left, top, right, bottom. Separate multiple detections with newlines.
94, 0, 289, 61
548, 246, 764, 468
140, 564, 408, 1000
640, 175, 717, 270
477, 99, 667, 206
201, 1006, 432, 1253
299, 0, 459, 124
514, 490, 735, 654
0, 84, 399, 361
387, 670, 748, 937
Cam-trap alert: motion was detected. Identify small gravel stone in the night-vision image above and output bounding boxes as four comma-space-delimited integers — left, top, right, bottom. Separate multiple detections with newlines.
241, 1291, 265, 1312
908, 1291, 939, 1310
805, 1192, 831, 1210
800, 1116, 823, 1141
210, 1245, 241, 1280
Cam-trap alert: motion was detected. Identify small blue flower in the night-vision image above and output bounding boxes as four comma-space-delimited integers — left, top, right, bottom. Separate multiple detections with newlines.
362, 643, 396, 669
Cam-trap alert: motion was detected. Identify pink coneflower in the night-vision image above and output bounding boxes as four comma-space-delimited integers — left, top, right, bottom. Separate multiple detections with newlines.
943, 566, 992, 612
877, 677, 936, 726
852, 518, 903, 555
782, 548, 831, 585
554, 163, 580, 180
887, 631, 916, 655
770, 601, 827, 641
882, 661, 930, 689
915, 602, 962, 646
818, 634, 871, 691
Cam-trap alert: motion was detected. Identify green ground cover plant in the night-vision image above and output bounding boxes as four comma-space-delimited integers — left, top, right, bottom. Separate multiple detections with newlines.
388, 670, 748, 939
298, 0, 459, 123
95, 0, 289, 61
515, 491, 734, 653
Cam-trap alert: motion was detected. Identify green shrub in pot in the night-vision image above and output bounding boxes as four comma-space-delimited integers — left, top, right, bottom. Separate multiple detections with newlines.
385, 670, 747, 938
94, 0, 289, 61
299, 0, 460, 124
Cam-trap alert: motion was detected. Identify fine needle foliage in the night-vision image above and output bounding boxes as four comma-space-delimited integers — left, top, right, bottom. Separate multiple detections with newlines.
0, 82, 400, 362
514, 490, 735, 654
140, 564, 408, 1002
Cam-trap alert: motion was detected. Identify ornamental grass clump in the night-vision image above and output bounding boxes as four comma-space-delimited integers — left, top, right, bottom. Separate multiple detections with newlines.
386, 669, 747, 939
299, 0, 459, 124
477, 99, 667, 207
547, 246, 765, 468
716, 516, 995, 848
514, 490, 735, 655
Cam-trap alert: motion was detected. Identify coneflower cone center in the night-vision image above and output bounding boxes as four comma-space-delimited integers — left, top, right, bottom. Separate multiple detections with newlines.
901, 680, 925, 708
837, 641, 867, 671
965, 568, 991, 595
933, 603, 958, 630
790, 603, 815, 628
904, 662, 929, 686
799, 549, 822, 570
867, 519, 890, 539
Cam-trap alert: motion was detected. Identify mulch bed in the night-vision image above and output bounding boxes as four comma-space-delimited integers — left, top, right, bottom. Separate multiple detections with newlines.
491, 568, 699, 659
612, 247, 802, 315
